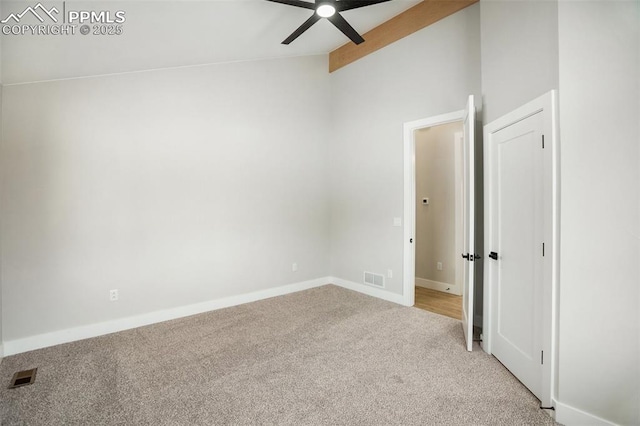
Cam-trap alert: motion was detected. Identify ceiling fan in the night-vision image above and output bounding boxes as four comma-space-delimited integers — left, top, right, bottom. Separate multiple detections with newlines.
266, 0, 391, 45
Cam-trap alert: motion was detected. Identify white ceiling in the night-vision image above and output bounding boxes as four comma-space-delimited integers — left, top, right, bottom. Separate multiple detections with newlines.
1, 0, 421, 84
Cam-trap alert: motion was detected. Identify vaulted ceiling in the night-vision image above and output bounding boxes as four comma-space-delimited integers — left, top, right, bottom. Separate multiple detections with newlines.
1, 0, 421, 84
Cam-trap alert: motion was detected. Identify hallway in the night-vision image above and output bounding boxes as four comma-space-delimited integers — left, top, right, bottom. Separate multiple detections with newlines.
414, 287, 462, 320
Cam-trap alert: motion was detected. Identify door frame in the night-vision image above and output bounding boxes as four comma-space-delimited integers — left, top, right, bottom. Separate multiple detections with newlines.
402, 110, 465, 307
482, 90, 559, 408
453, 131, 464, 296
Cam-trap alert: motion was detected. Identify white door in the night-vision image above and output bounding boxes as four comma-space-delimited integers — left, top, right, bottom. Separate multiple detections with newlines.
484, 91, 557, 407
488, 111, 545, 399
461, 95, 475, 352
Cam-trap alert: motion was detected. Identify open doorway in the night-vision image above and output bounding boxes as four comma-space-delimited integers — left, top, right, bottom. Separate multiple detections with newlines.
413, 122, 464, 320
403, 95, 479, 351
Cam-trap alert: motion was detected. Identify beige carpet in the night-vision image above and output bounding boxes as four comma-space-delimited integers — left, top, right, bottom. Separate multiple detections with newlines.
0, 285, 557, 425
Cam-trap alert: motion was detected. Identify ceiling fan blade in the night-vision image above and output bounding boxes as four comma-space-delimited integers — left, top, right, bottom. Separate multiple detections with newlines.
282, 13, 321, 44
335, 0, 391, 12
265, 0, 315, 10
328, 13, 365, 44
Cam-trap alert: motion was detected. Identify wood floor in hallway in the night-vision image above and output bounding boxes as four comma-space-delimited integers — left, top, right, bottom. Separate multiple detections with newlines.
414, 286, 462, 320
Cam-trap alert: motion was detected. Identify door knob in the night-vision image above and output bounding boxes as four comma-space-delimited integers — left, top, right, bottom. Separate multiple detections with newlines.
489, 252, 498, 260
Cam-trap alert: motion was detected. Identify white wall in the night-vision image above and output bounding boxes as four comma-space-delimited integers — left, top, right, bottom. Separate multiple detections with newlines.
0, 55, 331, 342
480, 0, 559, 123
328, 5, 481, 296
481, 0, 639, 423
415, 122, 461, 285
0, 0, 3, 359
0, 82, 3, 360
557, 2, 639, 424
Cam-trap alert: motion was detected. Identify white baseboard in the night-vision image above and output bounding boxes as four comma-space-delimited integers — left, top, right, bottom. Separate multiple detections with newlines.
3, 277, 331, 356
415, 277, 461, 296
330, 277, 406, 305
555, 400, 617, 425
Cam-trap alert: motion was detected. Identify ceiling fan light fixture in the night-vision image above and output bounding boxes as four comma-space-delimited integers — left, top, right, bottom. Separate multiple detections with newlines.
316, 3, 336, 18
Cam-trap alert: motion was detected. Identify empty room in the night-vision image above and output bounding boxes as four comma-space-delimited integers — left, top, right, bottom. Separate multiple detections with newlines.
0, 0, 638, 425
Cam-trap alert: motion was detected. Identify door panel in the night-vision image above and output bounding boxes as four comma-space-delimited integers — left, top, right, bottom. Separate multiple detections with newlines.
490, 112, 543, 399
461, 95, 475, 352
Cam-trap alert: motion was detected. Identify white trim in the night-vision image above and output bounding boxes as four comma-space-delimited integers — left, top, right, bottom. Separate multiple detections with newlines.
0, 343, 4, 360
462, 94, 476, 352
555, 401, 617, 426
3, 277, 330, 356
415, 277, 461, 296
330, 277, 407, 305
482, 90, 559, 408
549, 90, 561, 408
454, 131, 465, 300
403, 110, 465, 307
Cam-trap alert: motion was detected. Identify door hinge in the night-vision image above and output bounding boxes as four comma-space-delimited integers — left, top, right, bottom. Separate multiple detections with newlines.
542, 243, 545, 257
542, 135, 545, 149
541, 350, 544, 365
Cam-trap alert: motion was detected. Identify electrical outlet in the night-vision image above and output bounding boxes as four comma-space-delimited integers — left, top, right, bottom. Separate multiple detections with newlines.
292, 263, 298, 272
109, 289, 119, 301
437, 262, 443, 271
387, 269, 393, 279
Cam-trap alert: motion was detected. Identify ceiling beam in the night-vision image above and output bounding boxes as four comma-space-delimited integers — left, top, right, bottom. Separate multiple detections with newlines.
329, 0, 479, 73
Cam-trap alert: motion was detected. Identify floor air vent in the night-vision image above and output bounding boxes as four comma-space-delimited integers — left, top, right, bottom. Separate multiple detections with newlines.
9, 368, 37, 389
364, 271, 385, 288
